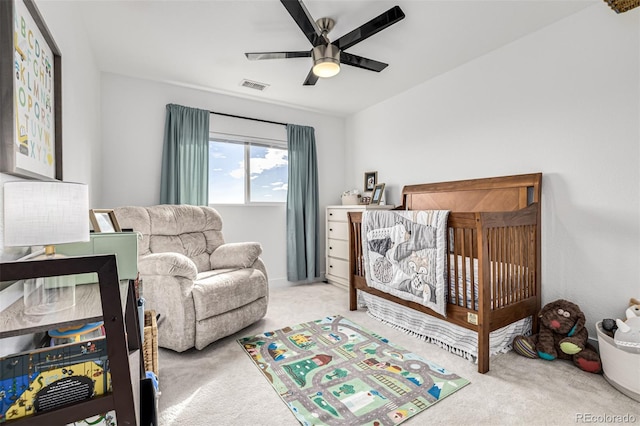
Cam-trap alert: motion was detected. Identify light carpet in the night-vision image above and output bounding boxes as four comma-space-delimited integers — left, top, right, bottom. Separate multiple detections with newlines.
157, 282, 640, 425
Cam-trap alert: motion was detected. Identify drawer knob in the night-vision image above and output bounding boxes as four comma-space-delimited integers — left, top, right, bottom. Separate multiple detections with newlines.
329, 213, 333, 216
329, 247, 333, 250
329, 228, 333, 231
329, 265, 333, 268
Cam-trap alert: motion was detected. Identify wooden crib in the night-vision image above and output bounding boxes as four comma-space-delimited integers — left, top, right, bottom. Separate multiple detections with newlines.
348, 173, 542, 373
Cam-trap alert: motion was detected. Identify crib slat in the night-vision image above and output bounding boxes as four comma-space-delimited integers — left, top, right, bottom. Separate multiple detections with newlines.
355, 224, 359, 276
448, 228, 456, 306
468, 228, 476, 310
459, 228, 468, 309
508, 227, 514, 306
496, 228, 500, 308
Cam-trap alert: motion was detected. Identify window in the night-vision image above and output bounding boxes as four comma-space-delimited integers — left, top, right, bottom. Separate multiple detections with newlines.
209, 138, 288, 204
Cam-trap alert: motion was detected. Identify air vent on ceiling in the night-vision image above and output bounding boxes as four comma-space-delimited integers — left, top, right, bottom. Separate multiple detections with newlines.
240, 79, 270, 91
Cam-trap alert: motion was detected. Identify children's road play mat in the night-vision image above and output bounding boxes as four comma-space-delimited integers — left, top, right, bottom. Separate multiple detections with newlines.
238, 315, 470, 425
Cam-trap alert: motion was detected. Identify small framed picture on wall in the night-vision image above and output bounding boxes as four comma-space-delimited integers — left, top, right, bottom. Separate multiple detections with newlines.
364, 171, 377, 192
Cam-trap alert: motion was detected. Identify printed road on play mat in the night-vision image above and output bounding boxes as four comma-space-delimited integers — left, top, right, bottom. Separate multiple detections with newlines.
238, 315, 470, 426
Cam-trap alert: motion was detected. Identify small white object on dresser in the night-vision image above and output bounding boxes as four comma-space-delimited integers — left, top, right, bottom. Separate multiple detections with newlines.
325, 204, 395, 290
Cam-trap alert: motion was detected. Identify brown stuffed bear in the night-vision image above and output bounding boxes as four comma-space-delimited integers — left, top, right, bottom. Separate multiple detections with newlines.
512, 299, 602, 373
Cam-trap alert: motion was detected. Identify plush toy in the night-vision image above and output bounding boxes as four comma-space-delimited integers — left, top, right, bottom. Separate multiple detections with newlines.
628, 297, 640, 316
601, 298, 639, 338
614, 298, 640, 353
601, 318, 618, 338
512, 299, 602, 373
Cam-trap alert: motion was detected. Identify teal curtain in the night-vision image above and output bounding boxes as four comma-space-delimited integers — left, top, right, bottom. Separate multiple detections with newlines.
286, 124, 320, 281
160, 104, 210, 205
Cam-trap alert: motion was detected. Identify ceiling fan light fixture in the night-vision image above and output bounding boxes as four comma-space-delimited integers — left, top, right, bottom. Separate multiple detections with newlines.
312, 44, 340, 78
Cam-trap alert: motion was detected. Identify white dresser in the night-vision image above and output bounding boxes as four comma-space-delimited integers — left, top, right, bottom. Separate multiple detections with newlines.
325, 204, 394, 290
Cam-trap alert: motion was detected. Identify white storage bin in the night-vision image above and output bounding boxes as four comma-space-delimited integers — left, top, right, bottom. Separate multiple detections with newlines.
596, 321, 640, 402
341, 194, 361, 205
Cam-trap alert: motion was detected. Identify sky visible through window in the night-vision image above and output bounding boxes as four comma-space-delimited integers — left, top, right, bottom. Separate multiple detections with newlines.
209, 140, 288, 204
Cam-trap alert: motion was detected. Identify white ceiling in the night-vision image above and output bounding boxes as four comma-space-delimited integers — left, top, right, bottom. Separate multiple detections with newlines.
73, 0, 596, 116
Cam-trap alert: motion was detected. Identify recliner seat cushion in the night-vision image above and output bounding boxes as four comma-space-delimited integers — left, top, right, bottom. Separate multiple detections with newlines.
192, 268, 267, 320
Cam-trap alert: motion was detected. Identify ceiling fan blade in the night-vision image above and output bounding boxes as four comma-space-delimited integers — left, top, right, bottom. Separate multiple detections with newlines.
281, 0, 323, 47
333, 6, 405, 51
303, 68, 319, 86
245, 51, 311, 60
340, 52, 388, 72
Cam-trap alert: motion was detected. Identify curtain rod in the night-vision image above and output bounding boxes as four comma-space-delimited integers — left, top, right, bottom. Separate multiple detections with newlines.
210, 111, 287, 127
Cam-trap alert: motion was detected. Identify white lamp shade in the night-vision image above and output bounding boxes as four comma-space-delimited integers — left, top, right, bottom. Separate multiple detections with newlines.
3, 181, 90, 247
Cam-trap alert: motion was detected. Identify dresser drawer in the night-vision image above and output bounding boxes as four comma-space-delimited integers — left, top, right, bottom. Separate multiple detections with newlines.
327, 222, 348, 240
327, 208, 350, 222
327, 239, 348, 260
326, 257, 349, 279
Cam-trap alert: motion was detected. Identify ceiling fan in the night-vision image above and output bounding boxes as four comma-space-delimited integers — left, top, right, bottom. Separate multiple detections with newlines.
245, 0, 405, 86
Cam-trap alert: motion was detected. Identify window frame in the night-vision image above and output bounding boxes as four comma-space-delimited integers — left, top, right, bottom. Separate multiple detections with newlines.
208, 133, 288, 206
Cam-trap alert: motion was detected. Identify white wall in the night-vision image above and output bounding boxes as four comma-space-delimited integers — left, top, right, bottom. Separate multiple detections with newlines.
100, 74, 346, 285
33, 1, 102, 200
346, 5, 640, 338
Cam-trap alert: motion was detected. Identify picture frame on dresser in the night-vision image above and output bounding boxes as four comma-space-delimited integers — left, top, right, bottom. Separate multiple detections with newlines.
0, 0, 63, 180
364, 171, 377, 192
369, 183, 385, 205
90, 209, 122, 233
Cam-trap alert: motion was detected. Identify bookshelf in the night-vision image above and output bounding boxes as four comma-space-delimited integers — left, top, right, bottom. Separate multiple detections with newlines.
0, 255, 141, 425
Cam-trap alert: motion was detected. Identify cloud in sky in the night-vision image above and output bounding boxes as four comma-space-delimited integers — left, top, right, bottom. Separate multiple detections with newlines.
234, 148, 287, 180
272, 182, 289, 191
250, 148, 287, 176
229, 161, 244, 179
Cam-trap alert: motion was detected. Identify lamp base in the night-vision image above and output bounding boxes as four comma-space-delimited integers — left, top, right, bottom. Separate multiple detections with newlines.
24, 276, 76, 315
23, 250, 76, 315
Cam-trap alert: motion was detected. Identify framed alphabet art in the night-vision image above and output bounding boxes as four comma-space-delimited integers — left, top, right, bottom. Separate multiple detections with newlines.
0, 0, 62, 180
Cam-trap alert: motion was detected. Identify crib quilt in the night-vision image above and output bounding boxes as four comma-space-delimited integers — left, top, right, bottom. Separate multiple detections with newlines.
361, 210, 449, 317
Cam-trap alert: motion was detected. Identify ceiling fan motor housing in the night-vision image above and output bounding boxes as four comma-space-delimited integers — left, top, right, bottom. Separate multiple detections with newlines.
312, 44, 340, 78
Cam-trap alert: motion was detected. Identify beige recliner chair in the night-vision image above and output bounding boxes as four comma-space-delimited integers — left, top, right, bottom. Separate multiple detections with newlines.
114, 205, 268, 352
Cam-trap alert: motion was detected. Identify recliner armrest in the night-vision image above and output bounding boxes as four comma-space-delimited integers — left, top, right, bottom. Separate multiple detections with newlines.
139, 252, 198, 280
210, 242, 262, 270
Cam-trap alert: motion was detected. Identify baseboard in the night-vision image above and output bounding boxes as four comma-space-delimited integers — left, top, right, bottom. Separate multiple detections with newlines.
269, 277, 327, 288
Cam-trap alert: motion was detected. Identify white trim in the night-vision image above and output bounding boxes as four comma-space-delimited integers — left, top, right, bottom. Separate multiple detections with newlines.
210, 132, 286, 148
